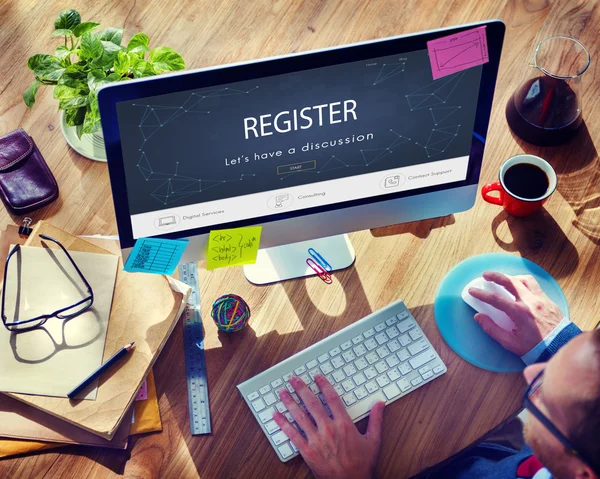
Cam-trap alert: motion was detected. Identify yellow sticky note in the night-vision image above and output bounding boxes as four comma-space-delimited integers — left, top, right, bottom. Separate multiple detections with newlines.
206, 226, 262, 270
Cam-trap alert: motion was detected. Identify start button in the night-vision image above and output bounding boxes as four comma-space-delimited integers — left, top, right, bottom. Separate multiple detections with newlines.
277, 160, 317, 175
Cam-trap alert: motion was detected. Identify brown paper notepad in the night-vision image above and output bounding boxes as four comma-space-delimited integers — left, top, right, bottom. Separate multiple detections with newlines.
3, 221, 190, 440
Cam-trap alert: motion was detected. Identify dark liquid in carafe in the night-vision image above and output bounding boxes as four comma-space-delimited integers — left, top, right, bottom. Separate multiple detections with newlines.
504, 163, 549, 199
505, 75, 582, 146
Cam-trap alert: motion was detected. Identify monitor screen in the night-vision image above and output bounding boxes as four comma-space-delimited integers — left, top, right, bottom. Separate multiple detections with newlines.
115, 48, 483, 240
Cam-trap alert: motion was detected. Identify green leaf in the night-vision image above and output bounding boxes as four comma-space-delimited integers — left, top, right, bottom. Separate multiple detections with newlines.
131, 58, 156, 78
23, 80, 41, 108
54, 9, 81, 30
127, 33, 149, 54
113, 50, 130, 77
65, 106, 86, 126
53, 84, 88, 107
82, 95, 101, 135
80, 32, 104, 60
76, 123, 84, 138
58, 64, 88, 89
58, 95, 88, 110
148, 46, 185, 73
55, 45, 71, 61
72, 22, 100, 38
51, 29, 73, 37
94, 40, 121, 68
33, 56, 65, 81
27, 54, 53, 71
97, 27, 124, 45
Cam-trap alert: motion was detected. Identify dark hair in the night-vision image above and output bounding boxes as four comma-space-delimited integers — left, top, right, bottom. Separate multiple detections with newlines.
570, 329, 600, 474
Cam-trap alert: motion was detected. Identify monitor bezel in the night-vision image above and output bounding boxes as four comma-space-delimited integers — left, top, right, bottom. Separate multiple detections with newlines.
99, 20, 505, 249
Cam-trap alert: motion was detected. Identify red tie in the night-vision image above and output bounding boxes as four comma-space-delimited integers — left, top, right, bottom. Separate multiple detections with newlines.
516, 455, 544, 478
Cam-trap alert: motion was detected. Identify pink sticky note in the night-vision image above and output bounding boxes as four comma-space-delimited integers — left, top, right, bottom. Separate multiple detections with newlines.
427, 26, 489, 80
135, 380, 148, 401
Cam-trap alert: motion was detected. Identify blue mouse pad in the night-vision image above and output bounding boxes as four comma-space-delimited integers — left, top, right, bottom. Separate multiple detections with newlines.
434, 253, 569, 373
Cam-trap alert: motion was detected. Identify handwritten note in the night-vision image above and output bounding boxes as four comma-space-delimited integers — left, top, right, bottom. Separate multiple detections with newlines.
427, 26, 489, 80
124, 237, 189, 275
206, 226, 262, 270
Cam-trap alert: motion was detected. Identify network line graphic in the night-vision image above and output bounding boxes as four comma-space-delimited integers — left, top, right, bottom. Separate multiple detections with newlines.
415, 125, 460, 158
134, 86, 258, 205
405, 70, 465, 110
430, 106, 461, 125
372, 61, 407, 85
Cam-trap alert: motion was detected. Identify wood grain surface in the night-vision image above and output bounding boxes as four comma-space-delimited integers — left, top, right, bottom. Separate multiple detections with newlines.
1, 0, 599, 477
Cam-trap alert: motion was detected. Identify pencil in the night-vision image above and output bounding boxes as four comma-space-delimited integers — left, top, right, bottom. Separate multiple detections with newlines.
67, 342, 135, 399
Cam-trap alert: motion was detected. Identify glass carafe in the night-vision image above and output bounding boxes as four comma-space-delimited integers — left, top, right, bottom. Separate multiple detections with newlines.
505, 36, 590, 146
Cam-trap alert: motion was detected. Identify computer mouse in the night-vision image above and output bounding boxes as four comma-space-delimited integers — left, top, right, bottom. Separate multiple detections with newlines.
461, 277, 516, 331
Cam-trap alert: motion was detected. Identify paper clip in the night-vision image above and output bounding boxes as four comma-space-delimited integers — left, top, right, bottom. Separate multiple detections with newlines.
306, 258, 332, 284
308, 248, 332, 272
18, 217, 33, 236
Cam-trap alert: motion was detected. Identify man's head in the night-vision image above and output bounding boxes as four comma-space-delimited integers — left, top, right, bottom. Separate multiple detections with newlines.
523, 330, 600, 479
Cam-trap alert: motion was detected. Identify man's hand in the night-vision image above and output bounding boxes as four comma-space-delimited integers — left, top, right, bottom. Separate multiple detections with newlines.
272, 374, 385, 479
468, 271, 563, 356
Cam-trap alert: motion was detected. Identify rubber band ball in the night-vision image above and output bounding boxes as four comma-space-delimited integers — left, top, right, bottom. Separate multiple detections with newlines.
211, 294, 251, 332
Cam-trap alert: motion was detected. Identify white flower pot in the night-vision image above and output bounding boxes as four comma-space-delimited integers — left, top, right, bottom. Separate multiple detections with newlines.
60, 111, 107, 162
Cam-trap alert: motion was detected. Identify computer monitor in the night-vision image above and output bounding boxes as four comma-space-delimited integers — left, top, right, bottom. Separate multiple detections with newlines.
99, 20, 505, 283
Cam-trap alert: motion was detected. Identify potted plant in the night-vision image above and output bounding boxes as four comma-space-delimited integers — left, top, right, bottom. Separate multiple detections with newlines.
23, 9, 186, 161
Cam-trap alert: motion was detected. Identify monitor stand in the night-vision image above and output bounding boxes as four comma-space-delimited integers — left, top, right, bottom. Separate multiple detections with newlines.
243, 234, 356, 285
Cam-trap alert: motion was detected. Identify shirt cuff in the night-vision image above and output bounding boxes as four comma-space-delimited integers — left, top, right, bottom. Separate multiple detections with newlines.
521, 317, 573, 365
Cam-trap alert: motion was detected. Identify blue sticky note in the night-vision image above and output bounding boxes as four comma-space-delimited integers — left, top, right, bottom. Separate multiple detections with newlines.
124, 238, 189, 275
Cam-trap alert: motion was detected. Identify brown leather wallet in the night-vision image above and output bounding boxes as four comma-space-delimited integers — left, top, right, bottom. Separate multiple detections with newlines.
0, 128, 59, 215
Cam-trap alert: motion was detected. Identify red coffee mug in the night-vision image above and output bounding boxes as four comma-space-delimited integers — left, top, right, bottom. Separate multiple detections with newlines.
481, 154, 557, 217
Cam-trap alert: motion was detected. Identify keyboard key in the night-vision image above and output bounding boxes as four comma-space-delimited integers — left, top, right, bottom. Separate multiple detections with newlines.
386, 316, 399, 326
411, 377, 424, 387
386, 355, 400, 368
408, 339, 429, 356
422, 371, 434, 380
397, 310, 409, 320
258, 407, 276, 423
386, 327, 400, 339
375, 322, 386, 332
342, 379, 355, 392
354, 357, 368, 370
399, 334, 411, 346
309, 383, 320, 394
365, 338, 378, 351
364, 366, 377, 380
366, 352, 379, 364
388, 339, 401, 352
275, 387, 286, 397
325, 374, 335, 385
334, 384, 344, 396
247, 391, 259, 401
341, 340, 353, 351
284, 412, 293, 422
399, 363, 411, 375
397, 318, 415, 333
343, 392, 357, 406
363, 328, 376, 339
332, 370, 346, 383
355, 385, 368, 400
342, 351, 356, 362
375, 361, 388, 374
352, 334, 364, 345
365, 381, 379, 394
320, 361, 334, 375
345, 391, 386, 419
343, 364, 357, 376
283, 372, 293, 382
264, 393, 277, 406
376, 375, 390, 387
300, 373, 312, 385
331, 356, 345, 368
252, 398, 266, 412
353, 372, 366, 386
433, 365, 445, 374
409, 349, 436, 369
309, 369, 320, 381
387, 368, 401, 382
271, 378, 283, 389
290, 441, 298, 453
329, 347, 342, 357
409, 329, 423, 340
278, 442, 294, 459
318, 353, 330, 363
291, 393, 301, 404
272, 430, 289, 446
397, 378, 411, 392
276, 402, 287, 413
258, 384, 271, 395
376, 345, 390, 359
383, 383, 401, 400
294, 365, 307, 375
375, 333, 388, 345
418, 366, 430, 374
353, 344, 367, 356
265, 420, 280, 434
398, 349, 410, 362
306, 359, 318, 370
286, 383, 295, 393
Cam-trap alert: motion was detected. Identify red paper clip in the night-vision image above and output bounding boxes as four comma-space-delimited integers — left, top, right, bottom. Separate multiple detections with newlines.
306, 258, 333, 284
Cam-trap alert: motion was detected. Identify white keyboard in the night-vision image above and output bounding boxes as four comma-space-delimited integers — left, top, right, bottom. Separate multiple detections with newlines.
237, 299, 447, 462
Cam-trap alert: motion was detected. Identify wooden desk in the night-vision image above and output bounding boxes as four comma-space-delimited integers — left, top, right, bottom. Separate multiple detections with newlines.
1, 0, 599, 477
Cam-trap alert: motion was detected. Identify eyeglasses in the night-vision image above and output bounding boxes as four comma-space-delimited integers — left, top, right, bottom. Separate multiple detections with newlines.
523, 369, 596, 472
1, 234, 94, 333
